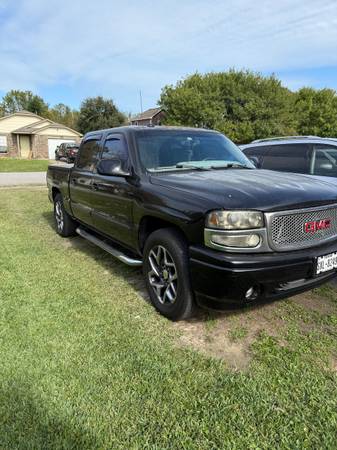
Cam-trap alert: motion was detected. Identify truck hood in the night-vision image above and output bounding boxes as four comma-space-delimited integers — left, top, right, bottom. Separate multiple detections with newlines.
150, 169, 337, 211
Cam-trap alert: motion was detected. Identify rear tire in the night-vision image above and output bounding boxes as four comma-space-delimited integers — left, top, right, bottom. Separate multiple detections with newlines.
143, 228, 196, 321
54, 193, 77, 237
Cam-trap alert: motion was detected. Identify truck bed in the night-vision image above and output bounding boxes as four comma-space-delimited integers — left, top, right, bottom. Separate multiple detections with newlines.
47, 162, 73, 202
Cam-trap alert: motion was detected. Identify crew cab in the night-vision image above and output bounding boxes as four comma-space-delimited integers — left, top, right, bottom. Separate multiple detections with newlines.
47, 126, 337, 320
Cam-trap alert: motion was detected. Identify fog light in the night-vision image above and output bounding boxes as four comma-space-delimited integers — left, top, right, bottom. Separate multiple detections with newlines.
245, 286, 259, 301
211, 233, 261, 248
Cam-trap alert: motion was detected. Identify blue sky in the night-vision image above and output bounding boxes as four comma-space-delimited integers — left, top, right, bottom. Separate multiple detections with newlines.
1, 0, 337, 115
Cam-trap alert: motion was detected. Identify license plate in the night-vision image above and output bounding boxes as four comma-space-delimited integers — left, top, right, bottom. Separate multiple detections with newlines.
316, 252, 337, 275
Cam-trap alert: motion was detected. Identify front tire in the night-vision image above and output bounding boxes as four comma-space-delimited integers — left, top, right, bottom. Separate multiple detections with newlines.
54, 194, 77, 237
143, 228, 195, 320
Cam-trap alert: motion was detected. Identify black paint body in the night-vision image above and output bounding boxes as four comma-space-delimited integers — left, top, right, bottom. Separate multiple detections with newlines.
47, 126, 337, 307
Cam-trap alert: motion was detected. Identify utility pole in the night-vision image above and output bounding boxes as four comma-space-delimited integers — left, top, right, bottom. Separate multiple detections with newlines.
139, 90, 143, 113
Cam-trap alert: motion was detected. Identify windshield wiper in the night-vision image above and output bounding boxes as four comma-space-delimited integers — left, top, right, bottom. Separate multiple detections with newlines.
210, 163, 252, 170
175, 163, 210, 171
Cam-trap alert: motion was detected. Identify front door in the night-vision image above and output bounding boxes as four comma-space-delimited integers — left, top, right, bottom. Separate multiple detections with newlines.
19, 135, 31, 158
91, 134, 135, 247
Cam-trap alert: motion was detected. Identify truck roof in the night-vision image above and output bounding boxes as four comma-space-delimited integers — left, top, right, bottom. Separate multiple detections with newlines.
84, 125, 220, 139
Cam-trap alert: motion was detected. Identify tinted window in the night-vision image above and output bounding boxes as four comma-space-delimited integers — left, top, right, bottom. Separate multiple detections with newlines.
66, 143, 79, 149
76, 139, 100, 171
312, 144, 337, 177
102, 137, 128, 161
135, 130, 252, 172
242, 145, 270, 168
243, 145, 269, 157
262, 144, 310, 173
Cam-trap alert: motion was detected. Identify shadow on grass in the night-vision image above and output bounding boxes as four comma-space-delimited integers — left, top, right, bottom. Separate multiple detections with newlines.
41, 210, 289, 323
0, 383, 100, 450
42, 211, 147, 301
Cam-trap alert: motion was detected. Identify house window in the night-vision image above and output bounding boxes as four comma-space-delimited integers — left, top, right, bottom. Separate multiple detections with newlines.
0, 135, 7, 153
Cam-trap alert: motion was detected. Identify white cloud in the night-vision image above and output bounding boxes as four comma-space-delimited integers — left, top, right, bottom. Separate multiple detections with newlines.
1, 0, 337, 109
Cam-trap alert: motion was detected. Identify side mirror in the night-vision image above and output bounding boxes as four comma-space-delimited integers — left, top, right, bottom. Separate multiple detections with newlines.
97, 158, 131, 177
249, 156, 261, 169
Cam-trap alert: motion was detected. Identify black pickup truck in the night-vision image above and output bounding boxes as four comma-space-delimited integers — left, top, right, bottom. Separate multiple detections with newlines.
47, 126, 337, 320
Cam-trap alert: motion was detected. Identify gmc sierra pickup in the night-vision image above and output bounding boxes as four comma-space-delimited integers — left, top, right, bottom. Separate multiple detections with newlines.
47, 126, 337, 320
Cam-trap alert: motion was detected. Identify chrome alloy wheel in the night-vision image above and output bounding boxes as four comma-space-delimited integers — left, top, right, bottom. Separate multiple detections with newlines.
148, 245, 178, 304
55, 201, 64, 232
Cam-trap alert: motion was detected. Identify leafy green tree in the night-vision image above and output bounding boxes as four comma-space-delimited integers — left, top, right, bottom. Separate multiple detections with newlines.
0, 90, 49, 116
77, 96, 126, 134
159, 70, 296, 143
294, 88, 337, 137
47, 103, 80, 131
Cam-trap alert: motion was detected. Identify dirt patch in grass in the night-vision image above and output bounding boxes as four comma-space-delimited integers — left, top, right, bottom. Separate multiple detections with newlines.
175, 288, 337, 370
331, 355, 337, 372
174, 302, 288, 371
293, 291, 336, 316
174, 317, 252, 370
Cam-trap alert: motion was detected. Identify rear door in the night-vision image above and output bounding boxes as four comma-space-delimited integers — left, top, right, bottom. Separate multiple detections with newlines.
91, 133, 135, 247
69, 135, 102, 226
261, 143, 312, 174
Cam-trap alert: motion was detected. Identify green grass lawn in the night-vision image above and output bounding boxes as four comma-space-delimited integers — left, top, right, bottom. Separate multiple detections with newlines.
0, 188, 336, 449
0, 158, 49, 172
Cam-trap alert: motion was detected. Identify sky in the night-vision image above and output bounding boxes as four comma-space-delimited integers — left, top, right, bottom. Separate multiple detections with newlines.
1, 0, 337, 115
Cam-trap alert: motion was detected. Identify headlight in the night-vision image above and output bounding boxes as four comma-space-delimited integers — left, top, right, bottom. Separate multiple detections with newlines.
206, 210, 264, 230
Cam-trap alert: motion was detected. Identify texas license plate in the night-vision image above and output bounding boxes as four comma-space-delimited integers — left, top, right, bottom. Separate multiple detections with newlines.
316, 252, 337, 275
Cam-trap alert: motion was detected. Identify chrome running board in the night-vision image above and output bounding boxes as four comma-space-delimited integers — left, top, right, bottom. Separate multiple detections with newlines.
76, 227, 142, 267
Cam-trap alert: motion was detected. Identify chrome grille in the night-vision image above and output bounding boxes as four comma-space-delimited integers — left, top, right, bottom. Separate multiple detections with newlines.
268, 204, 337, 251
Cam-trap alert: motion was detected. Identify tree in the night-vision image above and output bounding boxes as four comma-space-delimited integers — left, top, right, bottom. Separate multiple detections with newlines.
294, 88, 337, 137
159, 70, 296, 143
47, 103, 80, 131
0, 90, 49, 116
77, 96, 126, 134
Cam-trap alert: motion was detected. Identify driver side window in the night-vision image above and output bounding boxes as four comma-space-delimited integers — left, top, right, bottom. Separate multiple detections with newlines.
102, 136, 128, 161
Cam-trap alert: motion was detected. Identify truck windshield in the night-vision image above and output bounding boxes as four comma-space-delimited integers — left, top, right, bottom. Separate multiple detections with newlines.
135, 130, 254, 172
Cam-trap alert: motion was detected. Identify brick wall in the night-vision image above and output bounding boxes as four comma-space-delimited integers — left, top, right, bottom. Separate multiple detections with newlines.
32, 135, 49, 159
0, 133, 19, 158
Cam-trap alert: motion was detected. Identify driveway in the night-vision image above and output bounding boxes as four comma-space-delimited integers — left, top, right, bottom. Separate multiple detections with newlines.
0, 172, 46, 186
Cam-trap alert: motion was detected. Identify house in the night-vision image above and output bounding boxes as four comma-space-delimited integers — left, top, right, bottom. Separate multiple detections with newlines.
0, 110, 82, 159
130, 107, 165, 126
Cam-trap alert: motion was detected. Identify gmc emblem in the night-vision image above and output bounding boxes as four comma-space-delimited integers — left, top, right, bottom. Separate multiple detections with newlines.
304, 219, 331, 233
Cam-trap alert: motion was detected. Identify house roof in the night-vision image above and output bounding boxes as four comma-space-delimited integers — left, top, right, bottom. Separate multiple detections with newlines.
0, 110, 44, 122
12, 119, 54, 133
12, 122, 82, 137
0, 113, 82, 137
131, 107, 162, 121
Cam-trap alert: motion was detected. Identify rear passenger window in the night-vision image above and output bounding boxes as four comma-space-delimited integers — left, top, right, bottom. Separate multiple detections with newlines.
312, 145, 337, 177
262, 144, 311, 174
77, 139, 101, 171
102, 137, 128, 161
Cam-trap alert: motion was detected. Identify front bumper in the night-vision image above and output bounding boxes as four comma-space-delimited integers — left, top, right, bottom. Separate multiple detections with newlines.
189, 240, 337, 307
